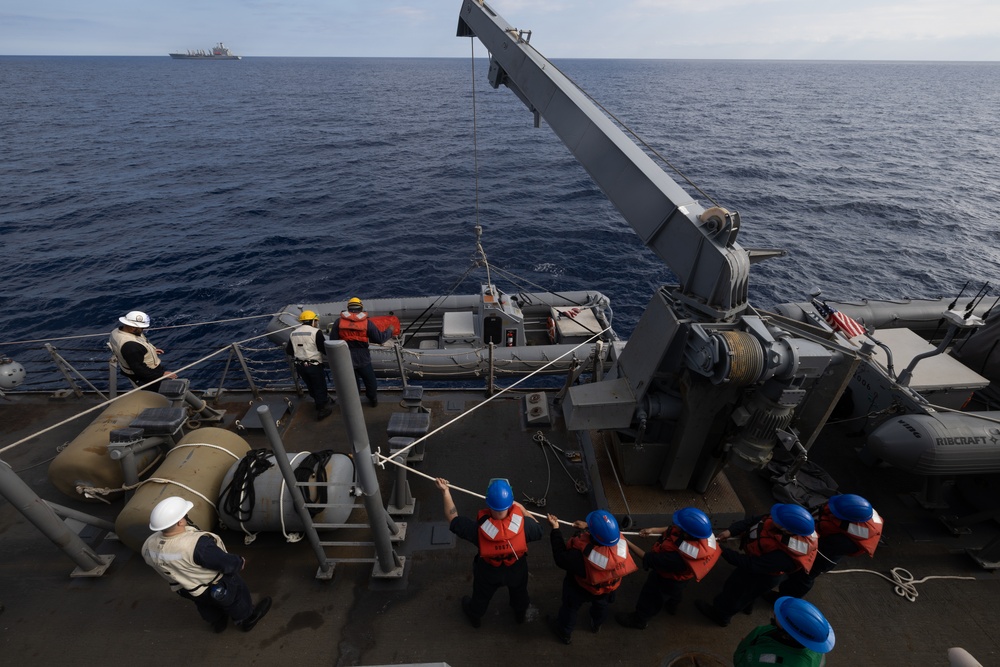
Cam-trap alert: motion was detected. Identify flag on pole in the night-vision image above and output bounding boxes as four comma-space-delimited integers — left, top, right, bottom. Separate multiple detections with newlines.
812, 300, 866, 338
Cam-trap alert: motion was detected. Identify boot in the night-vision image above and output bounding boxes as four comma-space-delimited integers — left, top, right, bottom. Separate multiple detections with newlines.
239, 597, 272, 632
695, 600, 730, 628
615, 612, 647, 630
461, 596, 481, 628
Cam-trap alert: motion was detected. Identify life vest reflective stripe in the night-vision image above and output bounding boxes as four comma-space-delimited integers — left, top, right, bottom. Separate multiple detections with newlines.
744, 517, 818, 574
477, 507, 529, 566
567, 533, 638, 594
289, 324, 322, 363
817, 506, 883, 557
109, 327, 160, 375
338, 311, 369, 343
652, 526, 721, 582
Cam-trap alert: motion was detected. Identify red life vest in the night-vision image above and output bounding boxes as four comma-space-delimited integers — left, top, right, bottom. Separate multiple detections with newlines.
652, 526, 721, 582
567, 533, 638, 594
743, 517, 818, 574
817, 505, 883, 557
338, 312, 369, 343
476, 507, 529, 566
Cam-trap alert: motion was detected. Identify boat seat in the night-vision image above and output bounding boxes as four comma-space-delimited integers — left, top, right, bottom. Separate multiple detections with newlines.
387, 412, 431, 439
441, 311, 477, 346
156, 378, 190, 403
129, 407, 189, 439
402, 385, 426, 412
549, 306, 602, 342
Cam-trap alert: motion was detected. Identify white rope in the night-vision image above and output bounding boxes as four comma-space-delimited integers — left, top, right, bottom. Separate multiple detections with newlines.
170, 443, 243, 460
827, 566, 976, 602
385, 326, 611, 463
0, 325, 295, 456
279, 452, 311, 543
142, 478, 219, 510
77, 476, 219, 510
0, 312, 282, 347
0, 313, 281, 345
376, 442, 641, 536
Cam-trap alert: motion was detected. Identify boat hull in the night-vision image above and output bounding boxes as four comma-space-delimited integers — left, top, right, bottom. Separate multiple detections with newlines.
267, 289, 620, 380
168, 54, 241, 60
867, 412, 1000, 475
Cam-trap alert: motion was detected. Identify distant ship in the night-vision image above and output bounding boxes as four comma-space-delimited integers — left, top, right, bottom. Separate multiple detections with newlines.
168, 42, 241, 60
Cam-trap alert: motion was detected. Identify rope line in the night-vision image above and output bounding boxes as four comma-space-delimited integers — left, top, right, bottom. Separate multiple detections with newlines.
384, 326, 611, 463
469, 38, 491, 289
0, 312, 281, 347
828, 566, 976, 602
373, 334, 650, 537
0, 325, 295, 456
77, 477, 218, 509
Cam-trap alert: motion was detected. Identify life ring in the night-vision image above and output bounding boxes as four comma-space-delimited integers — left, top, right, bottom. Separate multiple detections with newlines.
546, 316, 557, 344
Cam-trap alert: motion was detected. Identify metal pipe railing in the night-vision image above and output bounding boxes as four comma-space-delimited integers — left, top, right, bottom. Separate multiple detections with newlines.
326, 339, 403, 577
255, 403, 334, 579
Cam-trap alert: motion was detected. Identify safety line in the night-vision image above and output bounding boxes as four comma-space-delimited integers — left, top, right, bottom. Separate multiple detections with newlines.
0, 312, 281, 347
384, 327, 611, 463
0, 325, 295, 456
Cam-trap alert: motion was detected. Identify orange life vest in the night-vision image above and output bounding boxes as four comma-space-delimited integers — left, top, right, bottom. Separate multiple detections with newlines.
652, 526, 721, 582
338, 311, 369, 343
476, 507, 529, 566
743, 517, 818, 574
567, 533, 638, 594
817, 505, 883, 557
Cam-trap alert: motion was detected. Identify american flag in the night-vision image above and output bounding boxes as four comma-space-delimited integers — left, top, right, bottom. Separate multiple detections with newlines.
812, 300, 867, 339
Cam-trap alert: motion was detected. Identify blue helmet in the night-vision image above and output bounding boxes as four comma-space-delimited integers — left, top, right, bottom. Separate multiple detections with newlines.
771, 503, 815, 537
774, 596, 836, 653
827, 494, 874, 523
673, 507, 713, 539
586, 510, 620, 546
486, 479, 513, 511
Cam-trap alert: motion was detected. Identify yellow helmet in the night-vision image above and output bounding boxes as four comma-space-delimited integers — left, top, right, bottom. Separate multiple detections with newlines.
298, 310, 318, 322
347, 297, 363, 312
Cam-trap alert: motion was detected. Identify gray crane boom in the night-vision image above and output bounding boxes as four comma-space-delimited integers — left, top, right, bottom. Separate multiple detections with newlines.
457, 0, 749, 319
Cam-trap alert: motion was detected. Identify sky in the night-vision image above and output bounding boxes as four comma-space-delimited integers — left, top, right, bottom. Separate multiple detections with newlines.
2, 0, 999, 61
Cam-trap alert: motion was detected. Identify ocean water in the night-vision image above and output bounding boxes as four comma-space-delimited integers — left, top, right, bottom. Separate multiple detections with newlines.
2, 56, 1000, 385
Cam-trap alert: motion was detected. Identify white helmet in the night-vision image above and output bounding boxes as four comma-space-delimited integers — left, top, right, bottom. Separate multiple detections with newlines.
119, 310, 151, 328
149, 496, 194, 531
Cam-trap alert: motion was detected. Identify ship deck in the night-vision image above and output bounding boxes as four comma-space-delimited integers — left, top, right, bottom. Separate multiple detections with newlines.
2, 387, 999, 666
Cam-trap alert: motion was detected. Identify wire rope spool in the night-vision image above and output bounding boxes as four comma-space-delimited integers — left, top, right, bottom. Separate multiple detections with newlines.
713, 330, 764, 386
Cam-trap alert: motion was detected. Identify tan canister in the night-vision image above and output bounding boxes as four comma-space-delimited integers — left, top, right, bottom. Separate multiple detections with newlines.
115, 427, 251, 552
48, 391, 170, 501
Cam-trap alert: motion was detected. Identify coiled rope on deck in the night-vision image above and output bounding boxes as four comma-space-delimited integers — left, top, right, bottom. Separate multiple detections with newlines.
828, 565, 977, 602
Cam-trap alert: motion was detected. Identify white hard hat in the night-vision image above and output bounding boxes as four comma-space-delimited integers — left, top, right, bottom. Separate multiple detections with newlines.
119, 310, 151, 328
149, 496, 194, 531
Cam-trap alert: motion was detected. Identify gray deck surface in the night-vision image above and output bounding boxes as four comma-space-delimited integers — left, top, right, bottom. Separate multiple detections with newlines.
1, 390, 998, 666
